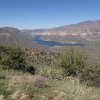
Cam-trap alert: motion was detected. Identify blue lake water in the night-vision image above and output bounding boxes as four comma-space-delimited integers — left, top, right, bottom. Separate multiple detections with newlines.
32, 36, 84, 47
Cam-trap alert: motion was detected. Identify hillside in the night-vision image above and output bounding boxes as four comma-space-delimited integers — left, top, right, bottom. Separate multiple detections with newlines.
0, 27, 51, 50
0, 27, 33, 47
0, 46, 100, 100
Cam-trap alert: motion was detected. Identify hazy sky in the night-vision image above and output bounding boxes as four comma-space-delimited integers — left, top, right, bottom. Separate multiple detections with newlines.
0, 0, 100, 29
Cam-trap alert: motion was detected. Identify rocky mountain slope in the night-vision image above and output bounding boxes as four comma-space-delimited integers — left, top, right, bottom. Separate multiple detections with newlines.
23, 20, 100, 46
0, 27, 50, 49
0, 27, 32, 46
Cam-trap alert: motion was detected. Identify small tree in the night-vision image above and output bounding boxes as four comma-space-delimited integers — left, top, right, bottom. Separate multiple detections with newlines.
0, 46, 26, 70
60, 48, 87, 76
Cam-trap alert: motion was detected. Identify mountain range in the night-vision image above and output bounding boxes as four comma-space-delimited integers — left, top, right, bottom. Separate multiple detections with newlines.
1, 20, 100, 50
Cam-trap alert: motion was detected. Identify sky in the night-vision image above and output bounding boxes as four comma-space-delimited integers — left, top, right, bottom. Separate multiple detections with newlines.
0, 0, 100, 29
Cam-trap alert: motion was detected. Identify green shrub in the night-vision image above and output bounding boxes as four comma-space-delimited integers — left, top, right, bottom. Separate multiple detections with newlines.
0, 46, 35, 74
0, 46, 26, 70
60, 49, 87, 76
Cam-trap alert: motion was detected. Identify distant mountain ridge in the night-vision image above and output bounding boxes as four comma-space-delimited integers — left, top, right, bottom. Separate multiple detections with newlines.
1, 20, 100, 49
23, 20, 100, 35
22, 20, 100, 46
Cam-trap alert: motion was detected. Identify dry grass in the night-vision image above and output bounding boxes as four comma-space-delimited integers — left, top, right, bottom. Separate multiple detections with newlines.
52, 77, 100, 100
0, 69, 100, 100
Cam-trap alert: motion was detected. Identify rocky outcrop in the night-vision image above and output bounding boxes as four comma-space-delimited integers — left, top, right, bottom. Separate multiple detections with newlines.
23, 48, 59, 67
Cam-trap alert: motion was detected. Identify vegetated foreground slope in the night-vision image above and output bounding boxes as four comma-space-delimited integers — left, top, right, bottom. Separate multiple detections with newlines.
0, 46, 100, 100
